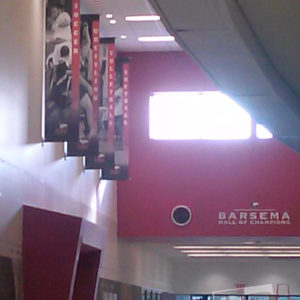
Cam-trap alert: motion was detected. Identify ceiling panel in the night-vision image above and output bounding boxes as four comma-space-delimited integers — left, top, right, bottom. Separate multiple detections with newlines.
154, 0, 227, 31
177, 30, 275, 96
237, 0, 300, 97
232, 95, 300, 136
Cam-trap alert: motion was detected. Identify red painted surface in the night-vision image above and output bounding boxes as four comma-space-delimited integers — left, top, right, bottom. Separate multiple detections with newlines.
117, 51, 300, 237
73, 244, 101, 300
23, 206, 82, 300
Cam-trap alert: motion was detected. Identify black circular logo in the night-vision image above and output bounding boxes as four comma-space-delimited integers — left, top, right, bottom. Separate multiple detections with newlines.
171, 205, 192, 226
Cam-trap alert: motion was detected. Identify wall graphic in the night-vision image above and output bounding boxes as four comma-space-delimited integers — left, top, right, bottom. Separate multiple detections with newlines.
85, 39, 116, 171
102, 58, 130, 180
44, 5, 130, 180
45, 0, 80, 141
67, 14, 100, 156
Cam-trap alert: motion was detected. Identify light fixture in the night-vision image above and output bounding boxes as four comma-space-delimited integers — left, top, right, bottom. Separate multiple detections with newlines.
106, 14, 113, 19
125, 15, 160, 22
174, 245, 300, 249
110, 19, 117, 25
181, 250, 300, 253
138, 36, 175, 42
174, 245, 300, 258
120, 35, 127, 39
187, 253, 300, 257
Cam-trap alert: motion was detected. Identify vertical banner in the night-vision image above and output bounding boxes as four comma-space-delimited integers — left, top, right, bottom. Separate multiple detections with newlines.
44, 0, 80, 142
102, 57, 130, 180
122, 61, 130, 147
85, 39, 116, 170
107, 43, 116, 146
67, 14, 100, 156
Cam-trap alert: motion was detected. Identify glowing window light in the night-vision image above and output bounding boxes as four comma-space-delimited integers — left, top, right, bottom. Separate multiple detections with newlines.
256, 124, 273, 139
149, 92, 252, 140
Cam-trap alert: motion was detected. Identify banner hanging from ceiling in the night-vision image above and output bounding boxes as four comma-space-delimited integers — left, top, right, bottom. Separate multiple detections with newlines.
44, 0, 80, 142
101, 58, 130, 180
85, 38, 116, 171
67, 14, 100, 156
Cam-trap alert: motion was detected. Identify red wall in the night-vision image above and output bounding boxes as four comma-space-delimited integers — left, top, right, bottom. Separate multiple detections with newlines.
73, 245, 101, 300
23, 206, 102, 300
117, 51, 300, 237
23, 206, 82, 300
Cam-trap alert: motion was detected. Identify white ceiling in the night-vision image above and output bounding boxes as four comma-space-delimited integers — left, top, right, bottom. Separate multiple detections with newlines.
81, 0, 181, 51
125, 237, 300, 261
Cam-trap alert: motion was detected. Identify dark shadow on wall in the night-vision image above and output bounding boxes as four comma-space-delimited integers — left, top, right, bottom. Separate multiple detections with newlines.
0, 256, 16, 300
1, 209, 22, 250
97, 278, 141, 300
26, 0, 44, 145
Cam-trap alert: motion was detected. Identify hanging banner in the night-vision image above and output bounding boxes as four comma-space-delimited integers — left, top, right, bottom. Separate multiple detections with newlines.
122, 61, 130, 148
67, 14, 100, 156
107, 42, 116, 145
44, 0, 80, 141
85, 38, 116, 170
101, 57, 130, 180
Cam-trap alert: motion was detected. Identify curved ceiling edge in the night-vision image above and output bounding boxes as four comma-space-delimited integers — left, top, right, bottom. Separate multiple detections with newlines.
148, 0, 300, 153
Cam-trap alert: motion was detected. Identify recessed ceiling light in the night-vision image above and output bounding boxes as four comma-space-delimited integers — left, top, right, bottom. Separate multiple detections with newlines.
125, 15, 160, 22
106, 14, 113, 19
174, 245, 300, 249
181, 250, 300, 253
110, 19, 117, 25
138, 36, 175, 42
120, 35, 127, 39
187, 253, 300, 257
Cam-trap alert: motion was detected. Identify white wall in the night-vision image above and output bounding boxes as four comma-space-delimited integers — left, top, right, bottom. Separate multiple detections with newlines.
98, 181, 174, 292
0, 0, 173, 294
0, 0, 101, 249
173, 259, 300, 294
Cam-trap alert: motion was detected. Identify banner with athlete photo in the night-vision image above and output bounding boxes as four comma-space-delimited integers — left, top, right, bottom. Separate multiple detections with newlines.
85, 38, 116, 170
101, 58, 130, 180
44, 0, 80, 141
67, 14, 100, 156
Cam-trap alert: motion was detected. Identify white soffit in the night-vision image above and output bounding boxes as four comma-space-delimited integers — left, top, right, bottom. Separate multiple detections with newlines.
149, 0, 300, 145
82, 0, 181, 51
176, 30, 274, 96
152, 0, 228, 31
237, 0, 300, 97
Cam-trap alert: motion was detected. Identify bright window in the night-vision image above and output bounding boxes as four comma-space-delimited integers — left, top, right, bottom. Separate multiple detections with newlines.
149, 91, 271, 140
256, 124, 273, 139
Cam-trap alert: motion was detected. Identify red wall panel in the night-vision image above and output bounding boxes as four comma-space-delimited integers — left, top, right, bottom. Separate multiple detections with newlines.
73, 244, 101, 300
23, 206, 82, 300
117, 51, 300, 237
